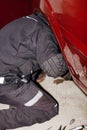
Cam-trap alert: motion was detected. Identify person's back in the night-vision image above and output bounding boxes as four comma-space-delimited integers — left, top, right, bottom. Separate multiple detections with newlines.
0, 12, 68, 78
0, 12, 68, 130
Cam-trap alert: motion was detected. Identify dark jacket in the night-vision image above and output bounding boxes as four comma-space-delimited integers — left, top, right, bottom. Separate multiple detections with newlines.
0, 13, 67, 107
0, 13, 59, 76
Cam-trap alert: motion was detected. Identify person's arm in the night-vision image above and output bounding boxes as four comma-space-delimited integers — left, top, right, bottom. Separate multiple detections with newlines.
36, 25, 68, 78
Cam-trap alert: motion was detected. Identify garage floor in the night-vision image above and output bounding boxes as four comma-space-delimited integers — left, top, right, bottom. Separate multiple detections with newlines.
0, 75, 87, 130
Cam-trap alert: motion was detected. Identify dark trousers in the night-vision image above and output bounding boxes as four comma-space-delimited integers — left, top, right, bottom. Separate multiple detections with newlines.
0, 102, 58, 130
0, 79, 58, 130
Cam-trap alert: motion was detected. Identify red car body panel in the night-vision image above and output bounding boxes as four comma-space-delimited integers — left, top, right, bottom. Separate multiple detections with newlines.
32, 0, 87, 95
0, 0, 87, 95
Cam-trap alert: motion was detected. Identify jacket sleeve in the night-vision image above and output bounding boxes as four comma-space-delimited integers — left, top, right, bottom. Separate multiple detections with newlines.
36, 24, 60, 64
36, 24, 68, 78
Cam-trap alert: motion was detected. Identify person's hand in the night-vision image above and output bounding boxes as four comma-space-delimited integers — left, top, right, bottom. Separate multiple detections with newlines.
36, 72, 46, 83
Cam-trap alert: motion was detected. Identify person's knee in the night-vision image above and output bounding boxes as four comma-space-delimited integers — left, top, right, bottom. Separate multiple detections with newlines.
41, 103, 58, 123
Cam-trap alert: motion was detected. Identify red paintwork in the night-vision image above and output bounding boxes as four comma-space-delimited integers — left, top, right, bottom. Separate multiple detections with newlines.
33, 0, 87, 95
0, 0, 87, 94
0, 0, 33, 28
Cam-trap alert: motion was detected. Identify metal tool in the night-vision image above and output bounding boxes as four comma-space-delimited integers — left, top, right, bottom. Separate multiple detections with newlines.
57, 125, 87, 130
70, 125, 87, 130
58, 125, 66, 130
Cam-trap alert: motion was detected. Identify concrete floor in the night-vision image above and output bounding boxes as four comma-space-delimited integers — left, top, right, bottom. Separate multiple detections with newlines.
0, 75, 87, 130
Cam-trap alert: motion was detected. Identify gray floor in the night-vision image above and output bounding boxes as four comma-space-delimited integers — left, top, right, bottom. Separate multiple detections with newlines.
0, 76, 87, 130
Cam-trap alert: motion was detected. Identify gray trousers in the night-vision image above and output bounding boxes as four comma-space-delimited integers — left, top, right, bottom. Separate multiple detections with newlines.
0, 100, 58, 130
0, 81, 58, 130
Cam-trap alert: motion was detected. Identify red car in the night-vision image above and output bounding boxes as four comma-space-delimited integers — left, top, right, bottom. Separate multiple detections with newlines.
0, 0, 87, 95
